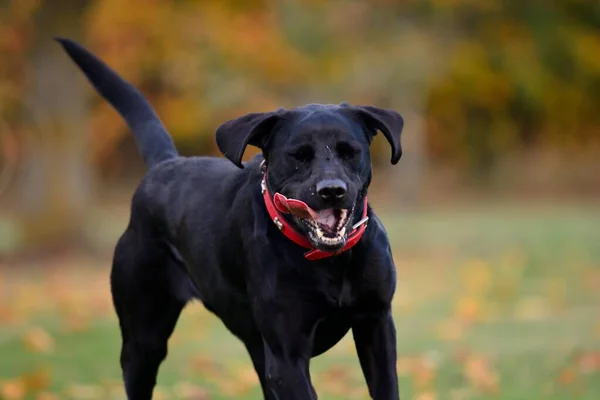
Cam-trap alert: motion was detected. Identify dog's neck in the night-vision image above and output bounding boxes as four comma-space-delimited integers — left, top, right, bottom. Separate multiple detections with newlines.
259, 161, 369, 261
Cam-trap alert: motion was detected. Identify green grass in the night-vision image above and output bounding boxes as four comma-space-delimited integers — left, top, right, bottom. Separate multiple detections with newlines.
1, 205, 600, 399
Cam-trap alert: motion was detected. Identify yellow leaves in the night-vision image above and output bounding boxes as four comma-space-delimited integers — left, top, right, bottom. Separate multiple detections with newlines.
0, 368, 52, 400
64, 384, 106, 400
462, 354, 499, 394
413, 391, 437, 400
574, 31, 600, 74
36, 393, 58, 400
454, 260, 494, 324
396, 354, 441, 392
20, 368, 52, 393
461, 259, 492, 297
158, 95, 208, 141
513, 296, 550, 322
543, 278, 567, 311
411, 358, 438, 392
188, 355, 259, 397
173, 382, 209, 400
313, 364, 370, 399
315, 365, 356, 397
435, 318, 465, 342
22, 327, 54, 354
218, 364, 260, 397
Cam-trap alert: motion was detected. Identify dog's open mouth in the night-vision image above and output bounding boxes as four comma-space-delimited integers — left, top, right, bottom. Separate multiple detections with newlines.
302, 208, 351, 247
274, 193, 353, 249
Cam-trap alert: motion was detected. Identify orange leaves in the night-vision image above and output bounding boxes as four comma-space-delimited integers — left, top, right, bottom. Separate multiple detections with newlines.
413, 391, 437, 400
0, 368, 52, 400
453, 259, 494, 325
0, 380, 25, 400
172, 382, 210, 400
396, 351, 500, 398
20, 369, 52, 394
396, 354, 440, 393
188, 355, 260, 397
454, 296, 485, 325
411, 357, 438, 392
312, 364, 369, 399
22, 327, 54, 354
435, 318, 465, 342
462, 354, 499, 394
556, 351, 600, 389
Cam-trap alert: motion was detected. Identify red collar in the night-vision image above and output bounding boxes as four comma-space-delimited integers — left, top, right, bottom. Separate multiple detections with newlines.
260, 167, 369, 261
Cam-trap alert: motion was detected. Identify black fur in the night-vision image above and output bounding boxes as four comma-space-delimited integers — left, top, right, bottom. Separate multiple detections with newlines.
57, 37, 404, 400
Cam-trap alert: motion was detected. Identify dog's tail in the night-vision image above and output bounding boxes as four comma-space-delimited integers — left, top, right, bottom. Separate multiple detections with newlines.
56, 38, 178, 168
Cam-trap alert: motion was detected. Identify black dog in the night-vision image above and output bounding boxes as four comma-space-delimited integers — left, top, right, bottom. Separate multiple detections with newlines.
57, 38, 404, 400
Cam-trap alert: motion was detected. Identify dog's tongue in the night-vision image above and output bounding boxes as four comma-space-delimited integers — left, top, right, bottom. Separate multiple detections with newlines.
274, 193, 319, 220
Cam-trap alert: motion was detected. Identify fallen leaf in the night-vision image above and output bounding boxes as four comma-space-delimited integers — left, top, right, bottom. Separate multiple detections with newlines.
411, 357, 437, 391
64, 384, 105, 400
454, 296, 484, 324
461, 259, 492, 296
0, 380, 26, 400
513, 296, 550, 321
22, 327, 54, 354
544, 278, 567, 311
463, 354, 499, 394
172, 382, 209, 400
435, 318, 465, 341
151, 386, 170, 400
449, 387, 475, 400
413, 391, 437, 400
577, 351, 600, 374
397, 356, 413, 376
557, 367, 576, 385
21, 368, 51, 392
36, 392, 58, 400
216, 364, 260, 397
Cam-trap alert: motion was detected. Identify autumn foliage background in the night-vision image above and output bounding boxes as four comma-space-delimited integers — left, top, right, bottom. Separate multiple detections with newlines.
1, 1, 600, 399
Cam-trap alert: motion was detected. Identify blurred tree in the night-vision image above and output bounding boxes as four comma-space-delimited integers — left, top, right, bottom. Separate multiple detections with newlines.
14, 0, 92, 252
2, 0, 600, 256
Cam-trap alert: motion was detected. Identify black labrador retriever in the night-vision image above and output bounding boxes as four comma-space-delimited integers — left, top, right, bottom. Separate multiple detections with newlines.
57, 38, 404, 400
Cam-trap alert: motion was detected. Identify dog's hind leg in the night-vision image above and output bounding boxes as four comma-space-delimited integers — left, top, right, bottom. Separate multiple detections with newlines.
111, 230, 187, 400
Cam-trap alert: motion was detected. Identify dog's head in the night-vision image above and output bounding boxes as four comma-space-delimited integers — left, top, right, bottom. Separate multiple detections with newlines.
216, 103, 403, 251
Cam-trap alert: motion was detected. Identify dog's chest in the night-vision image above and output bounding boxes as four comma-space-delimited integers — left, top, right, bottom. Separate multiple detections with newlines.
316, 265, 358, 308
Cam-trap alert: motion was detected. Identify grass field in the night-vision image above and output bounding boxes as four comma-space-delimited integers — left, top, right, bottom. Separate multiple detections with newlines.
1, 204, 600, 399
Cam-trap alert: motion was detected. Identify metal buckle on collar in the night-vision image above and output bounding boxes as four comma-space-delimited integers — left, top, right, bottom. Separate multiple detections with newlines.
260, 160, 268, 194
352, 216, 369, 231
273, 217, 284, 230
260, 178, 267, 194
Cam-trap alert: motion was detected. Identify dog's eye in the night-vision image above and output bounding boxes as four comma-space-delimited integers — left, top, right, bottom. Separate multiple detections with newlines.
289, 146, 314, 162
337, 142, 359, 160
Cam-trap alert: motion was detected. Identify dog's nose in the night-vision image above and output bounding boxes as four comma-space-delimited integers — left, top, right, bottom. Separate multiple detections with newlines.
316, 179, 347, 202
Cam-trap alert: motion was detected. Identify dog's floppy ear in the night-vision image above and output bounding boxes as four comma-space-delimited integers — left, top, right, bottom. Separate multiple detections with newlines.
341, 104, 404, 165
215, 109, 284, 168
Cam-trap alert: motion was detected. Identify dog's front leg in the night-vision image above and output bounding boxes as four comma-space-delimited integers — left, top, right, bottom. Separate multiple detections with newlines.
256, 309, 318, 400
263, 340, 316, 400
353, 309, 400, 400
